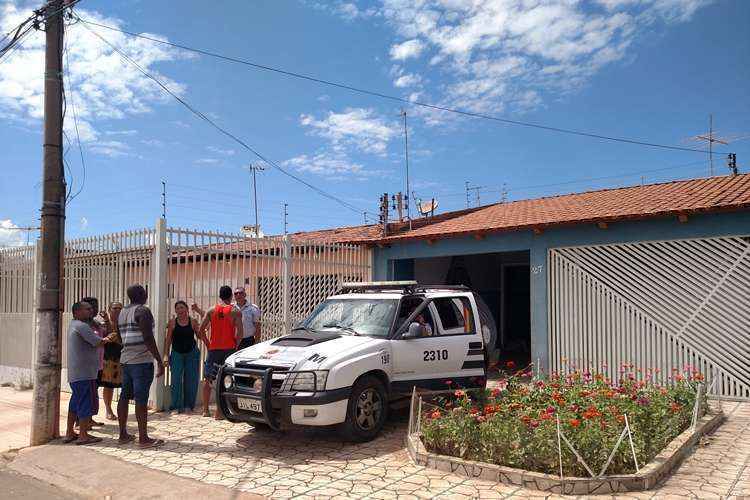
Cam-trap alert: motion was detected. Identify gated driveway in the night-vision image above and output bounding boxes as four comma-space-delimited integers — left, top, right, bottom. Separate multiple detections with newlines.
81, 401, 750, 499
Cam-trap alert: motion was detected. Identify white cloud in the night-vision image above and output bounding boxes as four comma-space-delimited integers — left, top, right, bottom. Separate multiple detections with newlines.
88, 140, 130, 157
299, 107, 397, 156
0, 1, 189, 153
389, 39, 425, 60
80, 217, 89, 230
333, 0, 714, 119
141, 138, 165, 147
394, 73, 422, 88
206, 146, 236, 156
0, 219, 26, 247
106, 129, 137, 136
284, 153, 363, 176
194, 158, 220, 165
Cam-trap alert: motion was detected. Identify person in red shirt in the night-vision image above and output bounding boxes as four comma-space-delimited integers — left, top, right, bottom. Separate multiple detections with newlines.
198, 285, 243, 418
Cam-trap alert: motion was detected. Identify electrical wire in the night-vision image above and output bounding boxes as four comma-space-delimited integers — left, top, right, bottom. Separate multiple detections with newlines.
63, 33, 86, 204
75, 15, 726, 156
80, 22, 370, 217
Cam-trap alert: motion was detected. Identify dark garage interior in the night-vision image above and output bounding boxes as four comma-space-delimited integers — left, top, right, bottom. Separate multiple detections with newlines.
392, 251, 531, 368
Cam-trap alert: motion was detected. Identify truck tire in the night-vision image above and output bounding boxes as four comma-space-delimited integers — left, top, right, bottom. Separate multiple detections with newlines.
341, 376, 388, 442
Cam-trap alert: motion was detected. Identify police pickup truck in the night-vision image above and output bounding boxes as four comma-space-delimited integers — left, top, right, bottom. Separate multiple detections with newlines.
216, 281, 498, 441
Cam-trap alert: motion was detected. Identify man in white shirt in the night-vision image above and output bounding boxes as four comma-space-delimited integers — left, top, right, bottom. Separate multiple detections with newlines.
234, 286, 261, 349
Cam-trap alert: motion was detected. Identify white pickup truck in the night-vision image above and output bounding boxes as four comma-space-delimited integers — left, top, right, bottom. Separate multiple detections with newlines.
216, 281, 498, 441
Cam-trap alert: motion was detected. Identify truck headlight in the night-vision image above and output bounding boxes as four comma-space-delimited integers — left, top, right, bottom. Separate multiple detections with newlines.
222, 374, 233, 389
282, 370, 328, 392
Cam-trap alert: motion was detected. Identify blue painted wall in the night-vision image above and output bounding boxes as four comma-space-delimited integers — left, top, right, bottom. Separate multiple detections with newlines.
372, 211, 750, 370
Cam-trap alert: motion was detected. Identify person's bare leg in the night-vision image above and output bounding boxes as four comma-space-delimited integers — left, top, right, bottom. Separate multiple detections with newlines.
135, 403, 163, 448
64, 411, 78, 443
202, 380, 211, 416
76, 417, 101, 445
103, 387, 116, 420
117, 395, 134, 443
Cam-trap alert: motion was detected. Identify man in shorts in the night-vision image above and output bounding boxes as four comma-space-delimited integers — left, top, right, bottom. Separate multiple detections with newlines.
233, 286, 261, 350
198, 285, 243, 418
117, 284, 165, 448
65, 301, 114, 445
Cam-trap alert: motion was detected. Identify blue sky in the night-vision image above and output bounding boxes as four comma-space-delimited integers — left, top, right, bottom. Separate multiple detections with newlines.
1, 0, 748, 244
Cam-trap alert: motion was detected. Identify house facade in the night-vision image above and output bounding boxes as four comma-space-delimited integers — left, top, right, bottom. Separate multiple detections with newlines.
297, 175, 750, 400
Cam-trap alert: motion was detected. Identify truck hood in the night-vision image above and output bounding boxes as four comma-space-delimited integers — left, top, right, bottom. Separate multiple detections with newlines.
225, 330, 382, 371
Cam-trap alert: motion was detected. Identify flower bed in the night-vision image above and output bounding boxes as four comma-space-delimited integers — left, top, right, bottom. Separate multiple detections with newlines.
419, 364, 707, 477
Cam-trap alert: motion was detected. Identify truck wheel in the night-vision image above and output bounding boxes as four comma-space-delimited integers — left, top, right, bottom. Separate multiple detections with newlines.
341, 376, 388, 442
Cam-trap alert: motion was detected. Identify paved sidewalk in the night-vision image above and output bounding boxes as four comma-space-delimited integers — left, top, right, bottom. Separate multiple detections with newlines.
1, 387, 748, 499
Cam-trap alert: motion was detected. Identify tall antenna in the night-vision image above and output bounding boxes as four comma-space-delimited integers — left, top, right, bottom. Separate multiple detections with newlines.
401, 109, 411, 229
249, 164, 265, 237
161, 180, 166, 220
686, 115, 749, 176
465, 183, 486, 208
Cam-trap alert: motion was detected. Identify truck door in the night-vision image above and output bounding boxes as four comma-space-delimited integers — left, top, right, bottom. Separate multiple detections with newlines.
391, 295, 485, 392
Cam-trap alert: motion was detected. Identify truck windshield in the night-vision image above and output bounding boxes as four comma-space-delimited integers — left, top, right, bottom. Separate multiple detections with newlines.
303, 298, 398, 338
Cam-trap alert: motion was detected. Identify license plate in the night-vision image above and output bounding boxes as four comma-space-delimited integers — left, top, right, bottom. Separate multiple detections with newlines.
237, 397, 262, 413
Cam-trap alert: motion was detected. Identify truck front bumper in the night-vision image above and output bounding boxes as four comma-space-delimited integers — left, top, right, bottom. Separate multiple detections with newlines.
216, 365, 350, 429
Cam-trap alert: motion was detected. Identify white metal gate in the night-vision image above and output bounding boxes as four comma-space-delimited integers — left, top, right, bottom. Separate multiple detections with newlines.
548, 235, 750, 400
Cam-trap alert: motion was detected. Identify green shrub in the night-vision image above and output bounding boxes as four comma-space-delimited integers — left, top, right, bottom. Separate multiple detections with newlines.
420, 365, 707, 477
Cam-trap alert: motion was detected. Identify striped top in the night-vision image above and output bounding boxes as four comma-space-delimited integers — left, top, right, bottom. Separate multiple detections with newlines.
118, 303, 154, 365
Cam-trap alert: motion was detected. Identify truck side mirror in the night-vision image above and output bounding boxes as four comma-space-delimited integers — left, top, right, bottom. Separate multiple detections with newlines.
402, 322, 422, 340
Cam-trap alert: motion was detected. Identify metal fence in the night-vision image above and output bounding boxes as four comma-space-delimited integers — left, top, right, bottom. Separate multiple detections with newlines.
548, 235, 750, 400
0, 219, 372, 408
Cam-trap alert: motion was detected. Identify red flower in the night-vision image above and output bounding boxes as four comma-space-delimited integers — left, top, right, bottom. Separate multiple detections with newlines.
454, 389, 466, 398
529, 419, 540, 429
445, 380, 453, 386
506, 360, 516, 369
616, 414, 625, 424
569, 418, 581, 428
469, 407, 479, 415
670, 402, 681, 413
490, 388, 502, 398
430, 410, 441, 419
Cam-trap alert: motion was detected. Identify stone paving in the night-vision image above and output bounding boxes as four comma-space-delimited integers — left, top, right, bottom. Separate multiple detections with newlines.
78, 400, 749, 499
1, 388, 748, 498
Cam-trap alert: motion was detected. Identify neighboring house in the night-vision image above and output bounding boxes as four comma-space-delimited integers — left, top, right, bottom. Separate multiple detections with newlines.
291, 174, 750, 400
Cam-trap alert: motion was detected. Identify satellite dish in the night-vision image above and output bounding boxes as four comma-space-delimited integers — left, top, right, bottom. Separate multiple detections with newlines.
418, 199, 438, 216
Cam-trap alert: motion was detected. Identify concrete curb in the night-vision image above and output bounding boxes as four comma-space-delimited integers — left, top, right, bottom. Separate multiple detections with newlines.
407, 411, 725, 495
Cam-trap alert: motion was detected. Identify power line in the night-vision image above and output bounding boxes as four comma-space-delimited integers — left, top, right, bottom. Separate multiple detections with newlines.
79, 22, 368, 217
76, 16, 724, 156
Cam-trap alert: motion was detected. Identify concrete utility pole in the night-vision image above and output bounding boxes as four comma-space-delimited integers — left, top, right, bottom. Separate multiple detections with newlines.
31, 0, 65, 445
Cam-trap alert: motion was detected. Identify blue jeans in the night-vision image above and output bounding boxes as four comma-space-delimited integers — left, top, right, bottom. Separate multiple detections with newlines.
121, 362, 154, 406
169, 347, 200, 411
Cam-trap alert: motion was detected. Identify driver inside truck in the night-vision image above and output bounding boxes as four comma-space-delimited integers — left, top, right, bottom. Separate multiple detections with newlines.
412, 313, 433, 337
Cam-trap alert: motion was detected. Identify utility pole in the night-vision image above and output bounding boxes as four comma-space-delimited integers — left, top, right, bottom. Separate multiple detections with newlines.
249, 164, 264, 237
400, 109, 412, 229
283, 203, 288, 235
31, 0, 65, 446
161, 180, 166, 220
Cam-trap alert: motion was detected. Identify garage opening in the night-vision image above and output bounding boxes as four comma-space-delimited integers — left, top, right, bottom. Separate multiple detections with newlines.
392, 251, 531, 369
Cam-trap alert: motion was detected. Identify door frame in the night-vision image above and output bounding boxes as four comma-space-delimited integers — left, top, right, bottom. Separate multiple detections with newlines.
500, 262, 530, 351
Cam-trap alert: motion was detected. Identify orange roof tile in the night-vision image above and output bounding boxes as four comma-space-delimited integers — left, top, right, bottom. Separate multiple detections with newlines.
289, 174, 750, 245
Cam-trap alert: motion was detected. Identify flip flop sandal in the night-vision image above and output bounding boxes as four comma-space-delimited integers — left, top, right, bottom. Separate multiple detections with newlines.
62, 435, 79, 444
117, 434, 136, 444
75, 436, 103, 445
138, 439, 164, 449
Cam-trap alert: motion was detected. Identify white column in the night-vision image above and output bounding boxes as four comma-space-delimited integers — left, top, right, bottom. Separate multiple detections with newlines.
150, 218, 168, 411
282, 235, 291, 332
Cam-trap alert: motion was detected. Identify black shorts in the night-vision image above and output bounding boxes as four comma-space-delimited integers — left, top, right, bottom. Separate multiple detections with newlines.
237, 336, 255, 350
204, 349, 234, 381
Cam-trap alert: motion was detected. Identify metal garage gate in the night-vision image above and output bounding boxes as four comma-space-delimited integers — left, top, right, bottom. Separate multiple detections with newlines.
548, 235, 750, 400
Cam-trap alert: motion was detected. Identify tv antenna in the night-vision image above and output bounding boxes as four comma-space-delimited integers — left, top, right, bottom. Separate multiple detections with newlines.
686, 115, 749, 176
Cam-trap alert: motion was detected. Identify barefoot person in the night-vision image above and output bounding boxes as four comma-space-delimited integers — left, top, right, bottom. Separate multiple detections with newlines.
100, 301, 123, 420
117, 285, 165, 448
198, 285, 243, 418
163, 301, 201, 413
65, 301, 114, 445
81, 296, 107, 427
